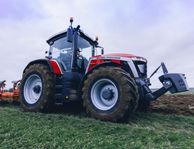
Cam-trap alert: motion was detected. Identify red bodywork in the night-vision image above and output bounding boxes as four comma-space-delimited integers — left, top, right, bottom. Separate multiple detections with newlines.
49, 59, 63, 75
102, 53, 145, 59
48, 53, 147, 75
87, 53, 147, 72
0, 80, 20, 102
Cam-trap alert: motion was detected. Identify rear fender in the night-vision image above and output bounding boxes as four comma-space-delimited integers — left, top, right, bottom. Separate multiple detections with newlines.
23, 59, 62, 75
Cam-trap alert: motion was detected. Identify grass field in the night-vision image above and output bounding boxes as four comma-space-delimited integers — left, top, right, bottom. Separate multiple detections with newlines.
0, 105, 194, 149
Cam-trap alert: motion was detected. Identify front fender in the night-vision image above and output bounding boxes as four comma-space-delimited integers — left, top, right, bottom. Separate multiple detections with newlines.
79, 62, 121, 92
23, 59, 52, 73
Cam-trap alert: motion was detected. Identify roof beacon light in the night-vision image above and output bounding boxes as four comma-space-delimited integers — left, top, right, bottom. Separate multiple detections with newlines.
95, 36, 98, 42
70, 17, 73, 26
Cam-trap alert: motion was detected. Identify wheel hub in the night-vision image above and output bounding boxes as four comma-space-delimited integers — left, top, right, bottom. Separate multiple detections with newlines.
33, 85, 41, 94
102, 88, 114, 100
23, 74, 42, 104
91, 78, 119, 111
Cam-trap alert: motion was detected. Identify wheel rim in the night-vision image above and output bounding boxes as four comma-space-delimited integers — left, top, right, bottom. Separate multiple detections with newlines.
91, 78, 119, 111
24, 74, 43, 104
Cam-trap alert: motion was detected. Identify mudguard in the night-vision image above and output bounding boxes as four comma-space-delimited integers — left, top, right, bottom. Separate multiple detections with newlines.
23, 59, 62, 75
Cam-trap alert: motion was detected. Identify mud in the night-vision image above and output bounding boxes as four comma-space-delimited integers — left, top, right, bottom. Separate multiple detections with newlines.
150, 95, 194, 115
1, 94, 194, 116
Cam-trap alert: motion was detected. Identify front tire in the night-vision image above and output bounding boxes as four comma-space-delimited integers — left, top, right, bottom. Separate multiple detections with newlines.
82, 66, 139, 122
20, 64, 55, 112
137, 87, 150, 112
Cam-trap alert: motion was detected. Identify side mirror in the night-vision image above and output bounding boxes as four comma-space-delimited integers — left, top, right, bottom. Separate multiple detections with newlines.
101, 48, 104, 55
67, 27, 73, 42
67, 17, 74, 42
95, 36, 99, 46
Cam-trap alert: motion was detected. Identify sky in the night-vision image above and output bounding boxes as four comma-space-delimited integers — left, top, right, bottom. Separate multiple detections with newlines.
0, 0, 194, 88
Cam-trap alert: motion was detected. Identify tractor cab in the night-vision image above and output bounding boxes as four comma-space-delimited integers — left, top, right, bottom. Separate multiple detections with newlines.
46, 22, 102, 74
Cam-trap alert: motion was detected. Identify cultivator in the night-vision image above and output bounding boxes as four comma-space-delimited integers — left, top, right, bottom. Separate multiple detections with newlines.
0, 80, 20, 103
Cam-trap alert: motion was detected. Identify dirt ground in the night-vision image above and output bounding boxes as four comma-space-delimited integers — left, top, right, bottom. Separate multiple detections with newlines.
150, 95, 194, 115
1, 94, 194, 116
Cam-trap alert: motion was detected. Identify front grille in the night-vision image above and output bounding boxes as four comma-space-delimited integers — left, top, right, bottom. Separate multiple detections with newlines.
134, 61, 147, 78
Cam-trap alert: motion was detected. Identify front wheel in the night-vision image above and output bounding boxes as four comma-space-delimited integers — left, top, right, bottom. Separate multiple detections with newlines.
137, 87, 150, 112
82, 66, 139, 122
20, 64, 55, 112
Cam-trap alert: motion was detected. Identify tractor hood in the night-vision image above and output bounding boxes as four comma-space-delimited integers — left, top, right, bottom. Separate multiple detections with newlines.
94, 53, 147, 63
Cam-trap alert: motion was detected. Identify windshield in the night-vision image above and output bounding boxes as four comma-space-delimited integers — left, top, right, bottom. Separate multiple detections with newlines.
49, 35, 93, 71
77, 35, 93, 60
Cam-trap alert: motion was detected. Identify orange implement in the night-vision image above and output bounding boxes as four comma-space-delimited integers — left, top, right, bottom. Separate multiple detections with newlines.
0, 80, 6, 100
0, 80, 20, 102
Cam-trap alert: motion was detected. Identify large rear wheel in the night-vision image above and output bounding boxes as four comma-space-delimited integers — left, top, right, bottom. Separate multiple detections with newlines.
82, 66, 139, 122
20, 64, 55, 112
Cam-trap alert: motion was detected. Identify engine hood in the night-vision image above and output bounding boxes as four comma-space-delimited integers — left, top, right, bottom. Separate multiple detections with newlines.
94, 53, 147, 62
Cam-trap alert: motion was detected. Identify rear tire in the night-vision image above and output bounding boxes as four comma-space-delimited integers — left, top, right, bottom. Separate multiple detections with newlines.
20, 64, 55, 112
82, 66, 139, 122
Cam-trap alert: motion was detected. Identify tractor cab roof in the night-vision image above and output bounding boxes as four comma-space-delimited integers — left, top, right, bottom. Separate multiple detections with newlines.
47, 30, 98, 47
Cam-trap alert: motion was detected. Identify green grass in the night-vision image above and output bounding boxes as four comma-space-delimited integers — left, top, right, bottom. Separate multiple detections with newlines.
0, 106, 194, 149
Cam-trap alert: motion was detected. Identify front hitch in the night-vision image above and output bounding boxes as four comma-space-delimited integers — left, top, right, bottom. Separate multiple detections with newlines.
136, 63, 189, 101
150, 73, 189, 101
159, 73, 189, 93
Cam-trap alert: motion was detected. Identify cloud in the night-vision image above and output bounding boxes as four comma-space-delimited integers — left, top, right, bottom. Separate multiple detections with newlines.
0, 0, 42, 20
0, 0, 193, 88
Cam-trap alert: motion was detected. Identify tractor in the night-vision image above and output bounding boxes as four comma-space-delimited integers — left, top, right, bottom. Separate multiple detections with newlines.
20, 18, 189, 122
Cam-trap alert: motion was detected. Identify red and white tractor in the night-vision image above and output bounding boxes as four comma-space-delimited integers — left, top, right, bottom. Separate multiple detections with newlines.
20, 18, 189, 122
